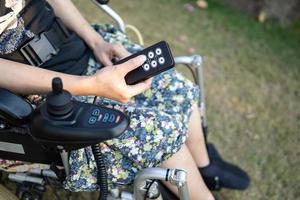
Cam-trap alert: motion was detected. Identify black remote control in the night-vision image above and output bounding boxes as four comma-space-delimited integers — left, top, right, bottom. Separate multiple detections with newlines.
115, 41, 175, 85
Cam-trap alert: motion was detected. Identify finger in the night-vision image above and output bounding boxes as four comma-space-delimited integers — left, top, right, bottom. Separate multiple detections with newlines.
113, 44, 130, 59
117, 55, 146, 75
101, 54, 113, 66
93, 51, 113, 66
128, 78, 152, 96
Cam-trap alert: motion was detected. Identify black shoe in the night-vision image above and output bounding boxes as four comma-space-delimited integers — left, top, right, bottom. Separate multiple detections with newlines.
199, 144, 250, 191
207, 143, 223, 161
207, 143, 250, 179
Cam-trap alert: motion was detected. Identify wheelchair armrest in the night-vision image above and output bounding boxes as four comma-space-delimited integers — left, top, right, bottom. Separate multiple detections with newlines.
0, 89, 33, 126
175, 55, 208, 133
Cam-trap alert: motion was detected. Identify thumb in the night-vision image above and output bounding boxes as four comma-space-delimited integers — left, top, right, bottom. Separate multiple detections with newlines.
117, 55, 146, 75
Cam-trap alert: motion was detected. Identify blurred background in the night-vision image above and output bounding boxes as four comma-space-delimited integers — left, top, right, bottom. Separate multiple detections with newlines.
71, 0, 299, 199
3, 0, 299, 199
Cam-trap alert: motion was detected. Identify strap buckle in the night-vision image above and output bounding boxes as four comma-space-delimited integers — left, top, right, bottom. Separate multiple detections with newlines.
20, 32, 58, 66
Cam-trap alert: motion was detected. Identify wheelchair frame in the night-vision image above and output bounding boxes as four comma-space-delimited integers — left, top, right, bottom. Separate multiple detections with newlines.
0, 1, 208, 200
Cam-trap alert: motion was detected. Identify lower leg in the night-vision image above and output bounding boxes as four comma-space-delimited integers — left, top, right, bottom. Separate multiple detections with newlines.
186, 104, 210, 168
186, 105, 251, 191
161, 144, 214, 200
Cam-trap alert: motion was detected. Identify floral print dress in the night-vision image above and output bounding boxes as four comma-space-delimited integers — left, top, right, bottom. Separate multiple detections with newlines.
64, 24, 200, 191
0, 0, 35, 54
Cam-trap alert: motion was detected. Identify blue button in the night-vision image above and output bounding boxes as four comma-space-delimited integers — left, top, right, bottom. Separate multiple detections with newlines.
88, 116, 97, 125
92, 109, 100, 116
108, 114, 115, 122
102, 113, 110, 123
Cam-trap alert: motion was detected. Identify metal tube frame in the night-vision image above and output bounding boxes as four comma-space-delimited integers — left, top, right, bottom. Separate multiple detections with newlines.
174, 56, 208, 135
133, 168, 189, 200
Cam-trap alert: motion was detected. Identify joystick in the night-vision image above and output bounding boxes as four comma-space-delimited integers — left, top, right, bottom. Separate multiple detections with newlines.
31, 77, 130, 150
46, 77, 73, 117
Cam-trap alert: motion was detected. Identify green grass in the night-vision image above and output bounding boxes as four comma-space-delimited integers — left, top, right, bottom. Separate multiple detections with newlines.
67, 0, 300, 199
4, 0, 300, 199
72, 0, 299, 199
73, 0, 300, 199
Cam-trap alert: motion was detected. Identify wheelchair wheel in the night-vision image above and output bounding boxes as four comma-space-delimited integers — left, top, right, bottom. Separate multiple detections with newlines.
0, 184, 19, 200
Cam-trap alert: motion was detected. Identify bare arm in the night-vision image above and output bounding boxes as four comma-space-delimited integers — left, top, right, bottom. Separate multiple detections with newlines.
46, 0, 103, 51
46, 0, 131, 67
0, 59, 91, 95
0, 56, 150, 103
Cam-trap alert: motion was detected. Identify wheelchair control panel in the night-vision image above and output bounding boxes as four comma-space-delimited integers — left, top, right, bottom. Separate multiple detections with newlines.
115, 41, 175, 85
30, 78, 129, 150
87, 107, 122, 125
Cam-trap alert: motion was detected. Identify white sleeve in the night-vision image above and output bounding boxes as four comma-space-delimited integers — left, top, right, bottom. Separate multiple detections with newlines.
0, 0, 24, 35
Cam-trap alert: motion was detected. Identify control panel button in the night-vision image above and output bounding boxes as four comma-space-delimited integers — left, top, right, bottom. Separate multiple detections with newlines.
155, 48, 162, 55
102, 113, 110, 123
148, 51, 154, 59
158, 57, 165, 65
92, 109, 100, 116
151, 60, 157, 68
143, 63, 150, 71
108, 114, 115, 122
88, 116, 97, 125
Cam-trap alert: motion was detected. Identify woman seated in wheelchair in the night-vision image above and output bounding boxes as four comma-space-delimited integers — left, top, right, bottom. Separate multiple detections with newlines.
0, 0, 249, 199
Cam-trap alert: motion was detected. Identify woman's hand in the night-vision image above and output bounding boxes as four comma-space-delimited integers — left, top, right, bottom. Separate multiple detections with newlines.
87, 55, 152, 103
92, 40, 130, 66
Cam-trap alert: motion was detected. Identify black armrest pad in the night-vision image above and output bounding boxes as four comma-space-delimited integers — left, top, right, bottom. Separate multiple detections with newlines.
0, 89, 33, 126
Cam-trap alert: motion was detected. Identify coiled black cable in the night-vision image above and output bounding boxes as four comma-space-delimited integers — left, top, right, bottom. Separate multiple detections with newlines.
92, 144, 108, 200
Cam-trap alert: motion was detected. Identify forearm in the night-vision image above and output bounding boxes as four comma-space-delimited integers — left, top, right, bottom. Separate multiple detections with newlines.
46, 0, 103, 50
0, 59, 93, 96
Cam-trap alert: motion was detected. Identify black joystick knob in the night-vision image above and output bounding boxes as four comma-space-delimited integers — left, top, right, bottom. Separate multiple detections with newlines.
52, 78, 63, 94
46, 77, 73, 117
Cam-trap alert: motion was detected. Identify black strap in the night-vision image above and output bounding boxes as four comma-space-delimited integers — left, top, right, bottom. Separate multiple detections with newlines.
45, 18, 70, 48
20, 18, 71, 66
2, 18, 70, 66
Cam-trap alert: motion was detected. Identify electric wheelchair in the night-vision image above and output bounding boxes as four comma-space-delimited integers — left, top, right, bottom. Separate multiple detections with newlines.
0, 1, 207, 199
